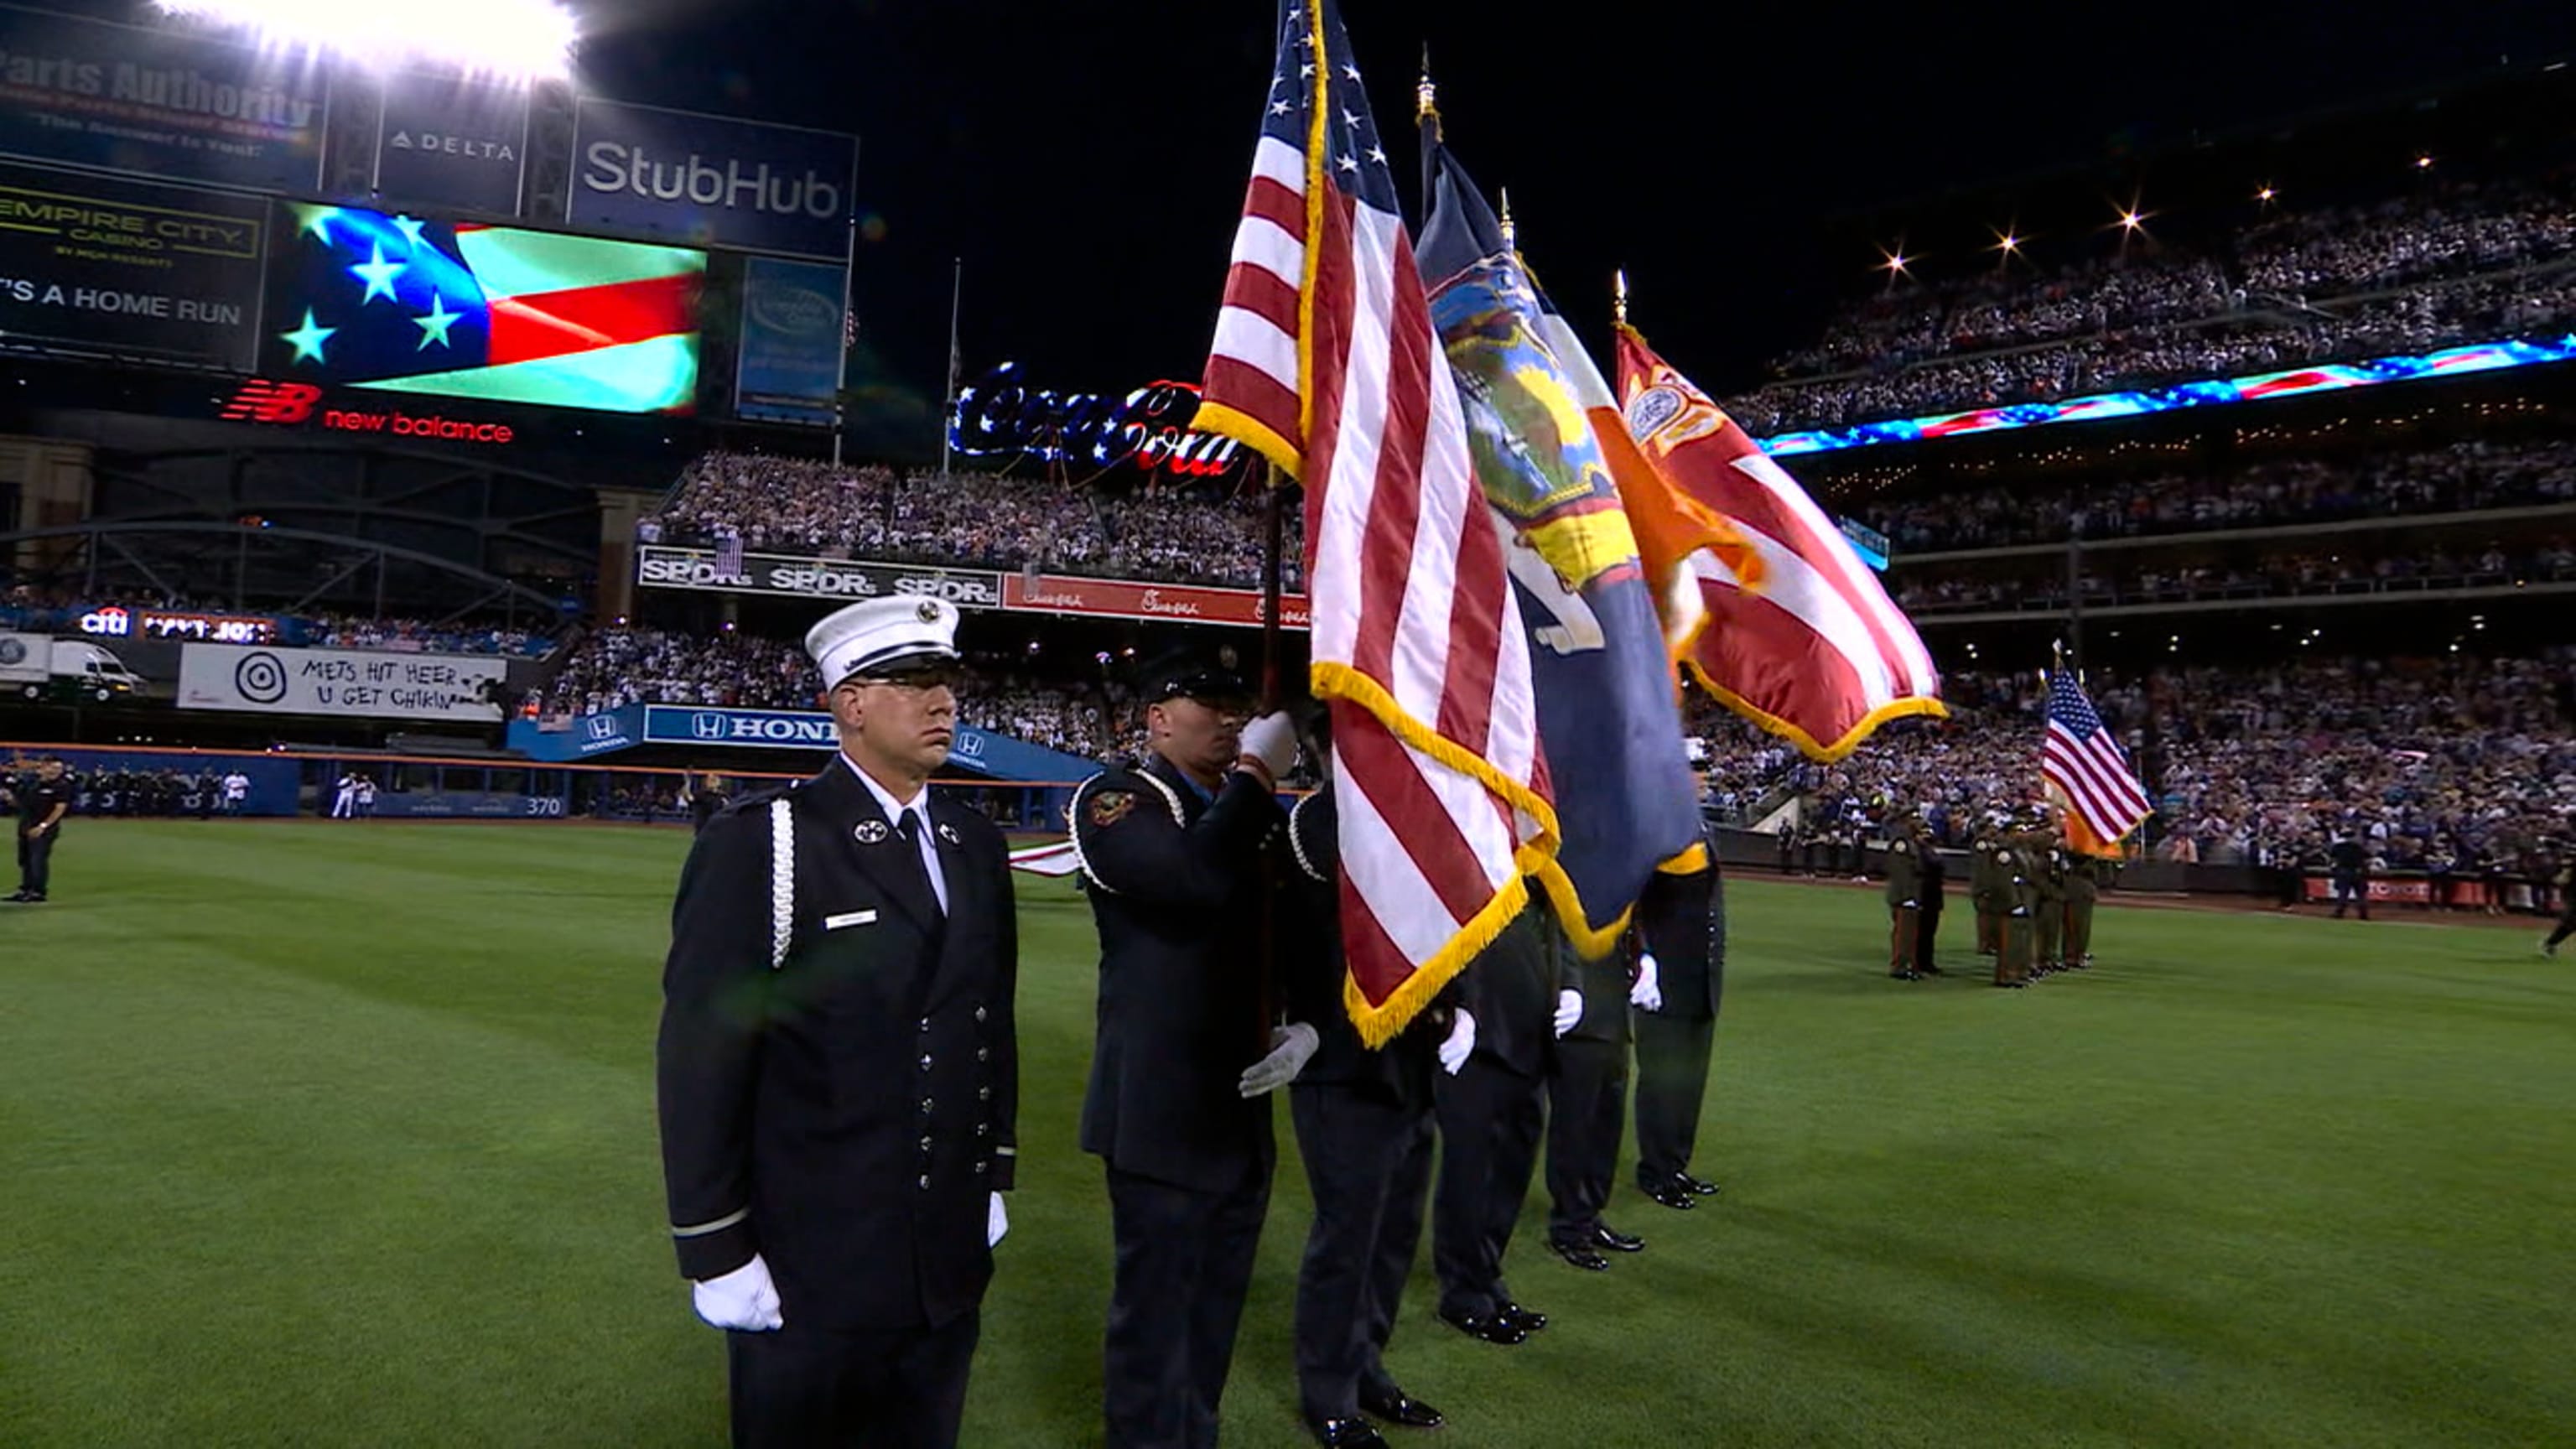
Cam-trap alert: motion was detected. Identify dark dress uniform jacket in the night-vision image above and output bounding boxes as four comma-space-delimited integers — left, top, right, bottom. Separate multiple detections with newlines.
1074, 755, 1286, 1193
657, 764, 1019, 1334
1285, 787, 1441, 1104
1457, 903, 1565, 1076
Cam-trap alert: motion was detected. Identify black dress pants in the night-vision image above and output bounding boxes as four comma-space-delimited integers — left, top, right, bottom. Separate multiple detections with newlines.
1431, 1057, 1542, 1319
1631, 1010, 1714, 1189
1103, 1158, 1272, 1449
1545, 1038, 1627, 1244
16, 830, 53, 896
1291, 1085, 1433, 1425
726, 1308, 979, 1449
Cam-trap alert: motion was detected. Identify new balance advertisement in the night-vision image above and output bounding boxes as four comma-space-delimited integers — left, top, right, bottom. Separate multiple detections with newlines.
0, 8, 326, 191
176, 643, 505, 722
0, 160, 264, 369
569, 100, 855, 259
636, 544, 1002, 607
735, 255, 844, 425
371, 71, 528, 217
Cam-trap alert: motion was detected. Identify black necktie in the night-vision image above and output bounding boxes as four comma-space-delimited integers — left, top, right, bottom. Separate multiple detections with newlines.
896, 812, 944, 918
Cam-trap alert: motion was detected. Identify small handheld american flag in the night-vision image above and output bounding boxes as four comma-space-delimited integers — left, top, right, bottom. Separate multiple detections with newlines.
2042, 670, 2151, 850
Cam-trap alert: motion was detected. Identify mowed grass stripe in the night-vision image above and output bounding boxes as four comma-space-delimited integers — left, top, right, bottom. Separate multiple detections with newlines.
0, 822, 2570, 1447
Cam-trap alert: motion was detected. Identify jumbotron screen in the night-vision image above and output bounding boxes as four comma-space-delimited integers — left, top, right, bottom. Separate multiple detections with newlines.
258, 203, 706, 416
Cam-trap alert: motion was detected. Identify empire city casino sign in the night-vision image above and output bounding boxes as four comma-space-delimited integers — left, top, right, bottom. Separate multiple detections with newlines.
949, 363, 1244, 477
216, 378, 519, 445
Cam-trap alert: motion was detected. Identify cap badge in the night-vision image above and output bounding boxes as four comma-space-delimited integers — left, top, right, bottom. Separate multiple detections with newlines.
917, 600, 942, 624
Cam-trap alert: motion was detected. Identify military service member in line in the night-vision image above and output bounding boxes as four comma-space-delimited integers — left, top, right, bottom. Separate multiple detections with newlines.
2064, 849, 2104, 968
1987, 835, 2038, 989
1282, 719, 1448, 1449
1071, 652, 1311, 1449
1631, 829, 1727, 1212
1970, 824, 2005, 958
656, 596, 1020, 1449
2032, 830, 2070, 976
1915, 826, 1949, 973
1884, 820, 1926, 981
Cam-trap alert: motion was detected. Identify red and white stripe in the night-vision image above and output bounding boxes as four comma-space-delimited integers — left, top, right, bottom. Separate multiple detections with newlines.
1200, 44, 1545, 1031
2044, 722, 2151, 842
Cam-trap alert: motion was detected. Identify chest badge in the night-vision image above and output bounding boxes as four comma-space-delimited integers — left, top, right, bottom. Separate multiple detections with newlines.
854, 819, 890, 844
936, 822, 960, 845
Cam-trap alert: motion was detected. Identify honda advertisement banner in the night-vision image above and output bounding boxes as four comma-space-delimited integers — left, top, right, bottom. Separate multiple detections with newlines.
569, 101, 855, 259
0, 160, 265, 369
0, 7, 326, 191
176, 643, 505, 721
371, 71, 527, 216
636, 544, 1002, 608
640, 707, 1096, 777
735, 255, 844, 425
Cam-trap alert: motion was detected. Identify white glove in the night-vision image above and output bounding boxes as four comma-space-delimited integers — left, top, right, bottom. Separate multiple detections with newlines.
987, 1192, 1009, 1249
1437, 1010, 1477, 1076
1630, 953, 1664, 1013
1236, 711, 1300, 780
1553, 988, 1583, 1038
1238, 1021, 1322, 1097
691, 1253, 782, 1332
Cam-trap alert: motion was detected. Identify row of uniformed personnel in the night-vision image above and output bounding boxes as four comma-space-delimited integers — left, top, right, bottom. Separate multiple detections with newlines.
653, 610, 1732, 1449
1883, 818, 2109, 986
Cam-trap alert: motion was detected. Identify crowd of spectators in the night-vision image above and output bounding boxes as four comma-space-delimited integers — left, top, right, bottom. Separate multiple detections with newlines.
1694, 654, 2576, 882
539, 625, 1126, 761
644, 452, 1304, 593
1727, 179, 2576, 435
1870, 439, 2576, 554
1892, 538, 2576, 615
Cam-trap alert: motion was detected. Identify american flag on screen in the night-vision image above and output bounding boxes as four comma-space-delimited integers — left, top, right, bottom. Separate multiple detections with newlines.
267, 203, 704, 415
1194, 0, 1554, 1046
2043, 670, 2151, 852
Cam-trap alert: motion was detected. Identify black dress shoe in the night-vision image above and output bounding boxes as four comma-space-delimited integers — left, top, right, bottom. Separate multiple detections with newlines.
1548, 1237, 1610, 1271
1436, 1306, 1527, 1345
1496, 1300, 1546, 1332
1680, 1173, 1721, 1197
1593, 1223, 1645, 1253
1312, 1416, 1391, 1448
1358, 1389, 1443, 1429
1644, 1178, 1697, 1210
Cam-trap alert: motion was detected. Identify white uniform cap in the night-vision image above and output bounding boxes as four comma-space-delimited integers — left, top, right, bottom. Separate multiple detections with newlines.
805, 596, 962, 688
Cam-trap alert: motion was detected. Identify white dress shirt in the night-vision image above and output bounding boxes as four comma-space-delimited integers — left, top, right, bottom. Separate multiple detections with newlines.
842, 754, 948, 914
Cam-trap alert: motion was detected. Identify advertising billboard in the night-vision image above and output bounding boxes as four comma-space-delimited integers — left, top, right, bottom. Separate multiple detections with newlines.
999, 571, 1311, 631
0, 6, 326, 191
258, 202, 704, 415
569, 100, 854, 259
0, 160, 264, 369
176, 642, 505, 721
635, 544, 1002, 607
735, 255, 843, 425
372, 71, 527, 217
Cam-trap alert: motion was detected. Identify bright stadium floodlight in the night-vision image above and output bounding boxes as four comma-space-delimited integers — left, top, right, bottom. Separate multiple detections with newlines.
153, 0, 579, 81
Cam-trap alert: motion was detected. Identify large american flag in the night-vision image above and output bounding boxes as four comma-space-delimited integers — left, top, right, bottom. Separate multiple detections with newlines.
1197, 0, 1551, 1046
2043, 670, 2151, 846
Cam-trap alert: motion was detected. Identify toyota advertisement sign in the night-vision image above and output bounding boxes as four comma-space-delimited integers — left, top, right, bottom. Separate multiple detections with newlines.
569, 101, 855, 259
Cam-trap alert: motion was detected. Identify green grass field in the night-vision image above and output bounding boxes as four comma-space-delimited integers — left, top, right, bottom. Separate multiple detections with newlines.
3, 821, 2572, 1448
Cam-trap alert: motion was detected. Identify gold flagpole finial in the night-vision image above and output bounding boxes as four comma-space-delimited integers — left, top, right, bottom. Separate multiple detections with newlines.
1498, 188, 1516, 251
1613, 268, 1629, 325
1416, 47, 1436, 119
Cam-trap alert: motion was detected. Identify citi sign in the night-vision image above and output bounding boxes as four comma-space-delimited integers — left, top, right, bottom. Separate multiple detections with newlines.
580, 144, 843, 223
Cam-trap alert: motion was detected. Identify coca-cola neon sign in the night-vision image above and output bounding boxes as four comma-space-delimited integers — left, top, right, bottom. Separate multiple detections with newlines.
950, 363, 1244, 477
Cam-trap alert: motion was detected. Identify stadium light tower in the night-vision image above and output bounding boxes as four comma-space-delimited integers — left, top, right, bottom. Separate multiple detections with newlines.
153, 0, 579, 80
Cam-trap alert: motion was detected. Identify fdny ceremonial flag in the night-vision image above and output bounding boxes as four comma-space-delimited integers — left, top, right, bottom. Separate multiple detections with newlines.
1614, 327, 1945, 761
1197, 0, 1554, 1045
2043, 670, 2151, 854
1416, 120, 1702, 955
269, 203, 704, 415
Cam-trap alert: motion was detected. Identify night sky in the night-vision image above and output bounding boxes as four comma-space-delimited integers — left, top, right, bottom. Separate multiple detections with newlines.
569, 0, 2576, 413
